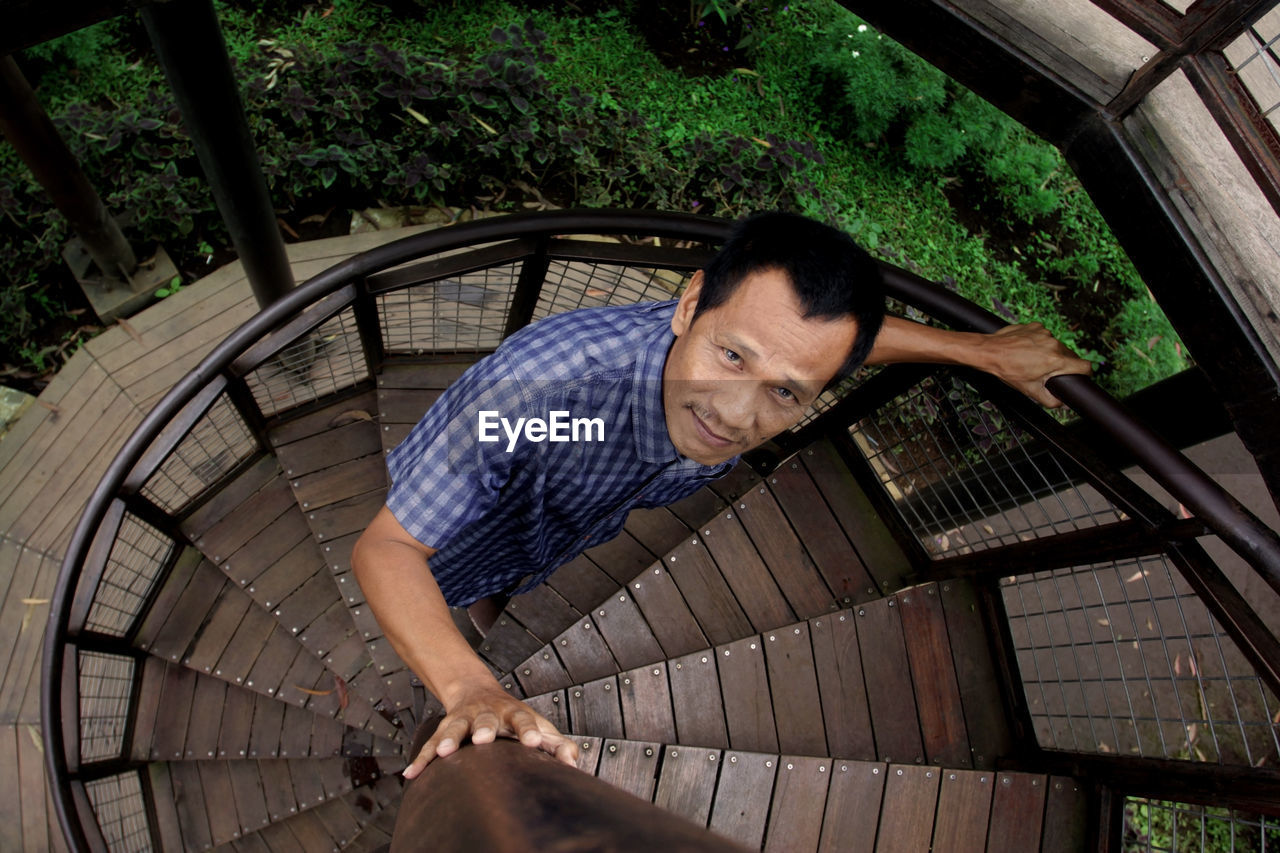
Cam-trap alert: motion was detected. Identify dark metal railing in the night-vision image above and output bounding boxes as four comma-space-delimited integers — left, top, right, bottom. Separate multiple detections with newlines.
40, 209, 1280, 851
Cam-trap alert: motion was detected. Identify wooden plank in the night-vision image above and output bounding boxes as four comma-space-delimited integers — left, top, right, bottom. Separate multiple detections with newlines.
308, 491, 384, 542
312, 796, 362, 844
291, 454, 387, 511
818, 760, 885, 853
592, 590, 665, 671
477, 616, 543, 674
216, 605, 278, 687
0, 551, 59, 720
809, 611, 875, 760
767, 460, 877, 602
568, 677, 624, 739
290, 750, 328, 811
227, 760, 272, 837
151, 663, 199, 760
258, 819, 307, 853
180, 455, 280, 542
708, 750, 776, 849
623, 506, 691, 557
194, 474, 296, 566
717, 635, 778, 754
764, 623, 826, 756
1040, 777, 1088, 853
225, 509, 314, 587
876, 765, 941, 853
525, 690, 568, 735
169, 760, 214, 852
377, 359, 474, 390
551, 617, 617, 684
515, 645, 573, 696
931, 769, 994, 853
940, 579, 1014, 769
697, 508, 795, 632
248, 694, 286, 758
129, 657, 166, 761
669, 649, 729, 749
583, 528, 654, 586
133, 545, 202, 654
185, 674, 227, 759
856, 598, 924, 764
259, 760, 299, 823
279, 703, 315, 759
310, 715, 347, 758
706, 461, 762, 502
198, 760, 243, 846
183, 582, 251, 675
628, 563, 707, 658
986, 772, 1048, 852
0, 727, 21, 851
279, 809, 336, 852
735, 484, 835, 620
276, 647, 330, 710
218, 681, 257, 758
898, 584, 971, 767
246, 627, 304, 699
147, 762, 186, 853
763, 755, 830, 853
596, 739, 661, 801
277, 570, 343, 634
375, 387, 444, 425
663, 539, 752, 647
654, 746, 722, 826
505, 584, 581, 643
268, 389, 380, 447
546, 555, 617, 613
0, 548, 48, 721
802, 441, 912, 593
665, 486, 726, 530
246, 538, 327, 615
618, 663, 676, 744
273, 420, 383, 477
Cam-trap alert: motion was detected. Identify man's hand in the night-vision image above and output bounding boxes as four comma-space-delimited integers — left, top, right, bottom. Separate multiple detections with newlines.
404, 679, 579, 779
979, 322, 1093, 408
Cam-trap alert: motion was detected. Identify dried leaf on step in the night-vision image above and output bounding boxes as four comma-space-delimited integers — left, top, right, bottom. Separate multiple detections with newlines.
329, 409, 374, 427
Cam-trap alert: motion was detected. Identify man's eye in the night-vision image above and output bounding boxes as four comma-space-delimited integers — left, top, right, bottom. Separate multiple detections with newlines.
723, 348, 741, 364
775, 386, 796, 402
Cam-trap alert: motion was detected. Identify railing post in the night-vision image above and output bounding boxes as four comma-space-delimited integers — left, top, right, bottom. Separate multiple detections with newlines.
141, 0, 296, 309
391, 737, 751, 852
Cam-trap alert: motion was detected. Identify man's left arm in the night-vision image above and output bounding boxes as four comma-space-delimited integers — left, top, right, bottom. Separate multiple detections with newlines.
866, 316, 1093, 408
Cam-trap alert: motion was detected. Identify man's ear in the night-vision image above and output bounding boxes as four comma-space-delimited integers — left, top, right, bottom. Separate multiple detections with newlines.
672, 270, 704, 337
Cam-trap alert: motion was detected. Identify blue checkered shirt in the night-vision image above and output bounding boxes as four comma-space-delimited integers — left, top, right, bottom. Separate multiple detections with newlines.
386, 300, 734, 607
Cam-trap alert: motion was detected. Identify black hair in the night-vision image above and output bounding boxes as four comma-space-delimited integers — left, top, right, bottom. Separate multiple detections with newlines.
691, 211, 886, 384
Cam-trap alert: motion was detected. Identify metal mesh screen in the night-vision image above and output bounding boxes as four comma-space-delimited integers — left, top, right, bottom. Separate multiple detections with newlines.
532, 260, 687, 319
853, 372, 1123, 556
246, 308, 368, 417
140, 392, 259, 514
1003, 554, 1280, 765
85, 771, 152, 853
79, 652, 135, 763
1124, 797, 1280, 851
379, 263, 519, 353
1224, 8, 1280, 135
84, 515, 175, 637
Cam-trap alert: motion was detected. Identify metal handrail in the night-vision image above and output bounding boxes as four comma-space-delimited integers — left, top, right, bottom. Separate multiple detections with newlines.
40, 208, 1280, 850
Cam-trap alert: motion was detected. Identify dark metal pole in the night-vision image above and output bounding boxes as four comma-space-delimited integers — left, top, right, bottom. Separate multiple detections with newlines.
141, 0, 294, 307
392, 738, 752, 852
0, 54, 137, 283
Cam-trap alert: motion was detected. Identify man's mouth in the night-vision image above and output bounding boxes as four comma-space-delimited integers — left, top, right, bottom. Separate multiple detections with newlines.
690, 408, 734, 448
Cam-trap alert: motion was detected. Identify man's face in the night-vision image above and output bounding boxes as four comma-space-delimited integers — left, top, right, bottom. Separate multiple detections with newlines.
662, 267, 858, 466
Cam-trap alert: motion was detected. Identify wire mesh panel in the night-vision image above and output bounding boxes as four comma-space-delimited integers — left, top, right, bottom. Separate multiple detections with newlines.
140, 392, 259, 514
84, 771, 152, 853
245, 308, 368, 417
84, 515, 175, 637
1223, 7, 1280, 136
1123, 796, 1280, 851
1003, 554, 1280, 765
379, 263, 519, 353
532, 260, 687, 320
852, 372, 1124, 556
79, 651, 135, 763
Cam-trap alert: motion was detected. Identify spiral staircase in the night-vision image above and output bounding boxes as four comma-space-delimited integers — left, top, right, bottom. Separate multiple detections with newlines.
22, 211, 1280, 851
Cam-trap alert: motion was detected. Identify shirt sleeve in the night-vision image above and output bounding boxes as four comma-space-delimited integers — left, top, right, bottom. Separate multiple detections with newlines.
384, 349, 534, 550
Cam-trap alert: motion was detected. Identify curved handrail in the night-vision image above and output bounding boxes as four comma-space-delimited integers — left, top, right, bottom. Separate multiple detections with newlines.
40, 207, 1280, 850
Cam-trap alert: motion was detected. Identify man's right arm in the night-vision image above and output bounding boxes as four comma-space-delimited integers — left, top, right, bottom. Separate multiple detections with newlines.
350, 505, 579, 778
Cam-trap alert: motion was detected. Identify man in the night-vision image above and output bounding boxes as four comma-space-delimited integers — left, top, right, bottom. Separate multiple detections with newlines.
352, 212, 1090, 779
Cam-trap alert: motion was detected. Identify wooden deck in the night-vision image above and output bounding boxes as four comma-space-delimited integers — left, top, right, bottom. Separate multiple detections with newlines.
0, 223, 1117, 851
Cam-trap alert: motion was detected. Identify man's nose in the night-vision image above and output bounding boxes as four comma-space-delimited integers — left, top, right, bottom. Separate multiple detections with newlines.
712, 381, 756, 432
